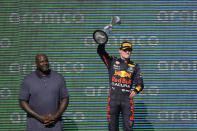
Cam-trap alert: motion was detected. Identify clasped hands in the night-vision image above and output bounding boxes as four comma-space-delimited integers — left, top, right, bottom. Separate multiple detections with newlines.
39, 114, 58, 127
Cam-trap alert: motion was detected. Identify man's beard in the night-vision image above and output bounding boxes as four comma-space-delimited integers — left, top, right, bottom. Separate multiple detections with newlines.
37, 65, 50, 74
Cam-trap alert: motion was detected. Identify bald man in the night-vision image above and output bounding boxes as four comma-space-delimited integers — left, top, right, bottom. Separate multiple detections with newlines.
19, 54, 69, 131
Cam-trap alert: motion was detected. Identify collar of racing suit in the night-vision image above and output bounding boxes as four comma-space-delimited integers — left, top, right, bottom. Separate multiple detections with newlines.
118, 58, 130, 63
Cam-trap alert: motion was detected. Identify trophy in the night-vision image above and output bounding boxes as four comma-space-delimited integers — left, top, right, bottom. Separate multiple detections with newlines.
93, 16, 121, 45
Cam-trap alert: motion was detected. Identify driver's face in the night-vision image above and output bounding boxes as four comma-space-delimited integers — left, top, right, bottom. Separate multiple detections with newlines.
119, 49, 132, 59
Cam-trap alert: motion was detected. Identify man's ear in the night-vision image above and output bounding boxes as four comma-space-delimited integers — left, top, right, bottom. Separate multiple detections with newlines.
118, 49, 121, 54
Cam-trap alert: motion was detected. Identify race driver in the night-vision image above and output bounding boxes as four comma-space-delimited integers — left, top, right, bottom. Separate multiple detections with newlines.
97, 41, 144, 131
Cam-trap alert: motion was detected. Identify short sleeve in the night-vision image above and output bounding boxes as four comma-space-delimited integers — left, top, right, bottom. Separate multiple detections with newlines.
59, 76, 69, 99
19, 78, 30, 101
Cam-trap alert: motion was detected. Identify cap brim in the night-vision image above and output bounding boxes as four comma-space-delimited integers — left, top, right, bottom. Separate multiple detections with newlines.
120, 47, 132, 50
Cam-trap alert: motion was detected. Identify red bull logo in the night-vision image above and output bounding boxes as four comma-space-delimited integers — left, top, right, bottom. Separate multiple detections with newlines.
112, 76, 131, 85
114, 71, 131, 78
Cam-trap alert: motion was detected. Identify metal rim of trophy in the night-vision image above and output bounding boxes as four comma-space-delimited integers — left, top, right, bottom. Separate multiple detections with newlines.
93, 30, 108, 45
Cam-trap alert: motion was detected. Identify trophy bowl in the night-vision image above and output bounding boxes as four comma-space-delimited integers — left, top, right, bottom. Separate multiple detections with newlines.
93, 16, 121, 45
93, 30, 108, 45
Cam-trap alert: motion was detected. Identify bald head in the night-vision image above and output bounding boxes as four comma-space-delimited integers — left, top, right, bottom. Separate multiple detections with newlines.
35, 53, 47, 63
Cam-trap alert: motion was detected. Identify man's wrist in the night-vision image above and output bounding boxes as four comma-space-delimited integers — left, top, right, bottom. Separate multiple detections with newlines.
53, 113, 60, 120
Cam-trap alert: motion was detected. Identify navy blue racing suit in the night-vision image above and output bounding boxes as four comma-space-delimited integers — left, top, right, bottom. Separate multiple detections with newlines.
97, 44, 144, 131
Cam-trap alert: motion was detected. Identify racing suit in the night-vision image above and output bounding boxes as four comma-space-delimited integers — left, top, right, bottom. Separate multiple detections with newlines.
97, 44, 144, 131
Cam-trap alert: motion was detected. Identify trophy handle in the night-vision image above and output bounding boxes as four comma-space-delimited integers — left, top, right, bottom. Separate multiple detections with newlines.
104, 16, 121, 34
111, 16, 121, 26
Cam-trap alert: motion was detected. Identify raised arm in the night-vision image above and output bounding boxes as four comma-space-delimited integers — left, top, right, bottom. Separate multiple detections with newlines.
97, 44, 112, 68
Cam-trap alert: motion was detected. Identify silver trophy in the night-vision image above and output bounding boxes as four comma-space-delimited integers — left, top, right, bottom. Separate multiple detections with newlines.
93, 16, 121, 45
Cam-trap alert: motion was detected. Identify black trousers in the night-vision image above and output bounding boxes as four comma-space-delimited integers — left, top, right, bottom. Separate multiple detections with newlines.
107, 93, 134, 131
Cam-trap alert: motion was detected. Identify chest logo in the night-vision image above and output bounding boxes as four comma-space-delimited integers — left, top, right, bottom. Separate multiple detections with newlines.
114, 71, 131, 78
116, 61, 120, 65
113, 61, 120, 70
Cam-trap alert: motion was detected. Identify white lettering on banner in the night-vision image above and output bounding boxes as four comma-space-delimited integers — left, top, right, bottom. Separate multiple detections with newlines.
157, 10, 197, 22
85, 86, 108, 96
85, 35, 159, 47
51, 62, 61, 72
138, 86, 159, 96
9, 63, 35, 73
136, 36, 159, 46
9, 63, 20, 73
158, 61, 197, 71
9, 62, 84, 74
22, 62, 36, 74
158, 111, 169, 121
158, 111, 197, 121
9, 13, 20, 23
84, 36, 96, 46
0, 88, 11, 99
73, 62, 84, 73
62, 62, 84, 73
31, 14, 42, 24
63, 112, 85, 122
10, 112, 26, 123
85, 87, 95, 96
9, 12, 84, 24
0, 38, 11, 48
120, 36, 159, 46
49, 62, 84, 73
10, 112, 85, 123
180, 111, 192, 121
46, 12, 61, 24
